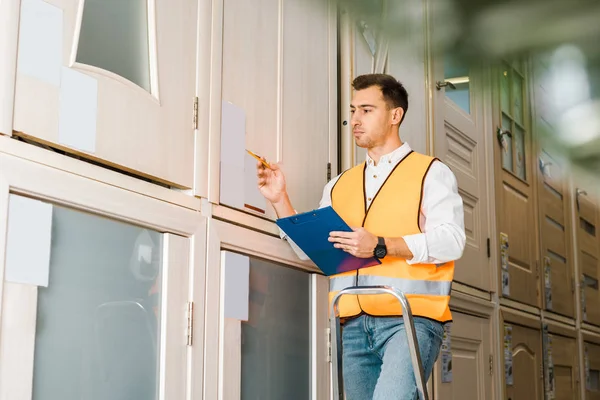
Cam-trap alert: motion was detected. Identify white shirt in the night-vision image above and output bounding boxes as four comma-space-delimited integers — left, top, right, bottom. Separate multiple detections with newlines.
281, 143, 466, 265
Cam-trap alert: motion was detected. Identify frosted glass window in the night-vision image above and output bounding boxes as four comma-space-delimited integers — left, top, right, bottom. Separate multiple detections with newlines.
501, 113, 513, 172
512, 73, 524, 125
514, 125, 526, 180
29, 203, 163, 400
241, 258, 310, 400
444, 57, 470, 114
76, 0, 151, 92
501, 67, 511, 115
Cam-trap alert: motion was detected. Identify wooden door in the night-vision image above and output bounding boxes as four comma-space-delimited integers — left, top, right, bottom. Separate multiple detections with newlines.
494, 60, 539, 306
532, 57, 576, 318
219, 0, 335, 216
574, 177, 600, 326
434, 312, 493, 400
543, 325, 580, 400
502, 312, 544, 400
584, 341, 600, 399
13, 0, 198, 187
430, 5, 491, 291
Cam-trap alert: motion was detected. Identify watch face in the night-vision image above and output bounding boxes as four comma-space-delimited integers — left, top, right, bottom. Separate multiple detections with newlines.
375, 247, 386, 258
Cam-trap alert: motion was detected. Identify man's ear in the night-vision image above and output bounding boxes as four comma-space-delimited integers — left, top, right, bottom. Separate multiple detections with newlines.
392, 107, 404, 125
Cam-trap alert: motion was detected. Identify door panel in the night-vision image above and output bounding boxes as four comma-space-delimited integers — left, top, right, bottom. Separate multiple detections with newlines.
434, 312, 492, 400
545, 331, 579, 400
503, 321, 544, 400
220, 0, 334, 216
13, 0, 198, 187
495, 61, 538, 306
533, 57, 575, 317
430, 0, 491, 292
585, 341, 600, 399
574, 178, 600, 326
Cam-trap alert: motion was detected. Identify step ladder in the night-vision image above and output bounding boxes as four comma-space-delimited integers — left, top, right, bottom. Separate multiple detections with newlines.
329, 285, 429, 400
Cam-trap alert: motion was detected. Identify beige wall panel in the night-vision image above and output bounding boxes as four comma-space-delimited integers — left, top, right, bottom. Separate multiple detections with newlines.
433, 312, 493, 400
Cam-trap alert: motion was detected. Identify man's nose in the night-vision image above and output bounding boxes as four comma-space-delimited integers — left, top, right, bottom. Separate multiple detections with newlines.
351, 114, 361, 127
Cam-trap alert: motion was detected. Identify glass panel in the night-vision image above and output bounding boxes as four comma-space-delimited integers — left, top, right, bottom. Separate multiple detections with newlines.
31, 202, 163, 400
501, 114, 513, 172
501, 67, 511, 114
242, 258, 310, 400
444, 56, 470, 114
512, 73, 524, 125
76, 0, 151, 92
514, 124, 526, 180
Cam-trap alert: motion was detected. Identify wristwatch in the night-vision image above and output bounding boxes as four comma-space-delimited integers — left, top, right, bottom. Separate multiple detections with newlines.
374, 237, 387, 259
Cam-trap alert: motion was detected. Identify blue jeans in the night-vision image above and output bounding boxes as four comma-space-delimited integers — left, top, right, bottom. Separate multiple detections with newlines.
341, 315, 444, 400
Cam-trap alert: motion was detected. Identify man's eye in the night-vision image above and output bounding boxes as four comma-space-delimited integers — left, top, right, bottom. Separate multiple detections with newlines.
350, 110, 355, 114
364, 109, 371, 113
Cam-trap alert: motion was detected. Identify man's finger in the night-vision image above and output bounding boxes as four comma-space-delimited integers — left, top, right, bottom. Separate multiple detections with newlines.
329, 231, 354, 238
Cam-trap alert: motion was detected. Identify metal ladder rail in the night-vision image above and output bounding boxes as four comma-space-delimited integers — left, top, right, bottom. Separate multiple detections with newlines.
330, 285, 429, 400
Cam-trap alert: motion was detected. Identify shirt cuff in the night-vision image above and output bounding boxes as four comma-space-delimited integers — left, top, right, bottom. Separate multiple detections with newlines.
403, 233, 428, 264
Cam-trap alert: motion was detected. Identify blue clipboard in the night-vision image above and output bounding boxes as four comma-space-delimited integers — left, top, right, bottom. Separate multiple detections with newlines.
276, 206, 381, 276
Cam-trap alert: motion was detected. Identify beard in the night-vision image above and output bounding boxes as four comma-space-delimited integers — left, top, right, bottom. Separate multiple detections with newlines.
354, 134, 373, 149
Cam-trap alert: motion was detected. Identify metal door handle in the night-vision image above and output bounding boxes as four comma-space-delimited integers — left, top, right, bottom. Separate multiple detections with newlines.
497, 127, 512, 146
538, 158, 553, 177
576, 188, 588, 211
436, 80, 456, 90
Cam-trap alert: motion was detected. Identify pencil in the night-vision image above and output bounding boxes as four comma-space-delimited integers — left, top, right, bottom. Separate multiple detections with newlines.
246, 149, 271, 169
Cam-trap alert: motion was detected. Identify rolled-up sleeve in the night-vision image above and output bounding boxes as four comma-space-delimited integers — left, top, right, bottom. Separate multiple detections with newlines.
403, 161, 466, 265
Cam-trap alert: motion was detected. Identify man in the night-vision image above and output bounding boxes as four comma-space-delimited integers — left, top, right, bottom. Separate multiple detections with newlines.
256, 74, 465, 399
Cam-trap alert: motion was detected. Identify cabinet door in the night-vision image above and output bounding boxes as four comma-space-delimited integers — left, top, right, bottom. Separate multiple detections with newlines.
503, 320, 544, 400
0, 168, 205, 400
13, 0, 197, 187
430, 29, 491, 290
536, 148, 574, 317
574, 178, 600, 326
220, 0, 334, 216
434, 312, 493, 400
584, 341, 600, 400
546, 331, 579, 400
532, 57, 575, 318
494, 61, 539, 307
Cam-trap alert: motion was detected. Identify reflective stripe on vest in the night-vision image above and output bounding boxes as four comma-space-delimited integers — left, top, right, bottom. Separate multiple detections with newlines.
329, 151, 455, 322
330, 275, 452, 296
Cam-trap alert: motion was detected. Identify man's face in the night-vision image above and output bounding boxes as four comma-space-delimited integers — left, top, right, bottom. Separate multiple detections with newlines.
350, 86, 402, 149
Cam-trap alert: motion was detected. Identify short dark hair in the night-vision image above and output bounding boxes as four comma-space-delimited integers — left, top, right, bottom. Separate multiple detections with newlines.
352, 74, 409, 125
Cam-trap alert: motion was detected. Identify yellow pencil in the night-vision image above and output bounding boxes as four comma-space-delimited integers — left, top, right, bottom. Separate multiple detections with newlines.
246, 149, 271, 169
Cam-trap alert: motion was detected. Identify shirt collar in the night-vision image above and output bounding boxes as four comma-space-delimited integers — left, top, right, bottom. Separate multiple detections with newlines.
365, 142, 412, 166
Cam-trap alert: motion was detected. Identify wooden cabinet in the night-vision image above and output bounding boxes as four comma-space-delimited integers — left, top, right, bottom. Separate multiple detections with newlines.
433, 299, 493, 400
218, 0, 336, 217
543, 321, 580, 400
501, 309, 544, 400
532, 56, 576, 319
12, 0, 198, 188
493, 61, 539, 307
583, 332, 600, 400
429, 0, 493, 291
574, 177, 600, 327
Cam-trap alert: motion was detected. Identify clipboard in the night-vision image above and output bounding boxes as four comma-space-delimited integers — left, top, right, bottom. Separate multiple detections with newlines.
276, 206, 381, 276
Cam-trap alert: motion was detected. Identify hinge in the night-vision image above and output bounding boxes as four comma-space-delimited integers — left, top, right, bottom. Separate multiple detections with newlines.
536, 260, 540, 279
326, 327, 331, 362
489, 354, 493, 376
187, 301, 194, 346
487, 238, 491, 258
193, 97, 199, 130
327, 163, 332, 182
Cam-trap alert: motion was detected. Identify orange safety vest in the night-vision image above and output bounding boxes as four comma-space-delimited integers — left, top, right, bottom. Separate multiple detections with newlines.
329, 151, 454, 322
